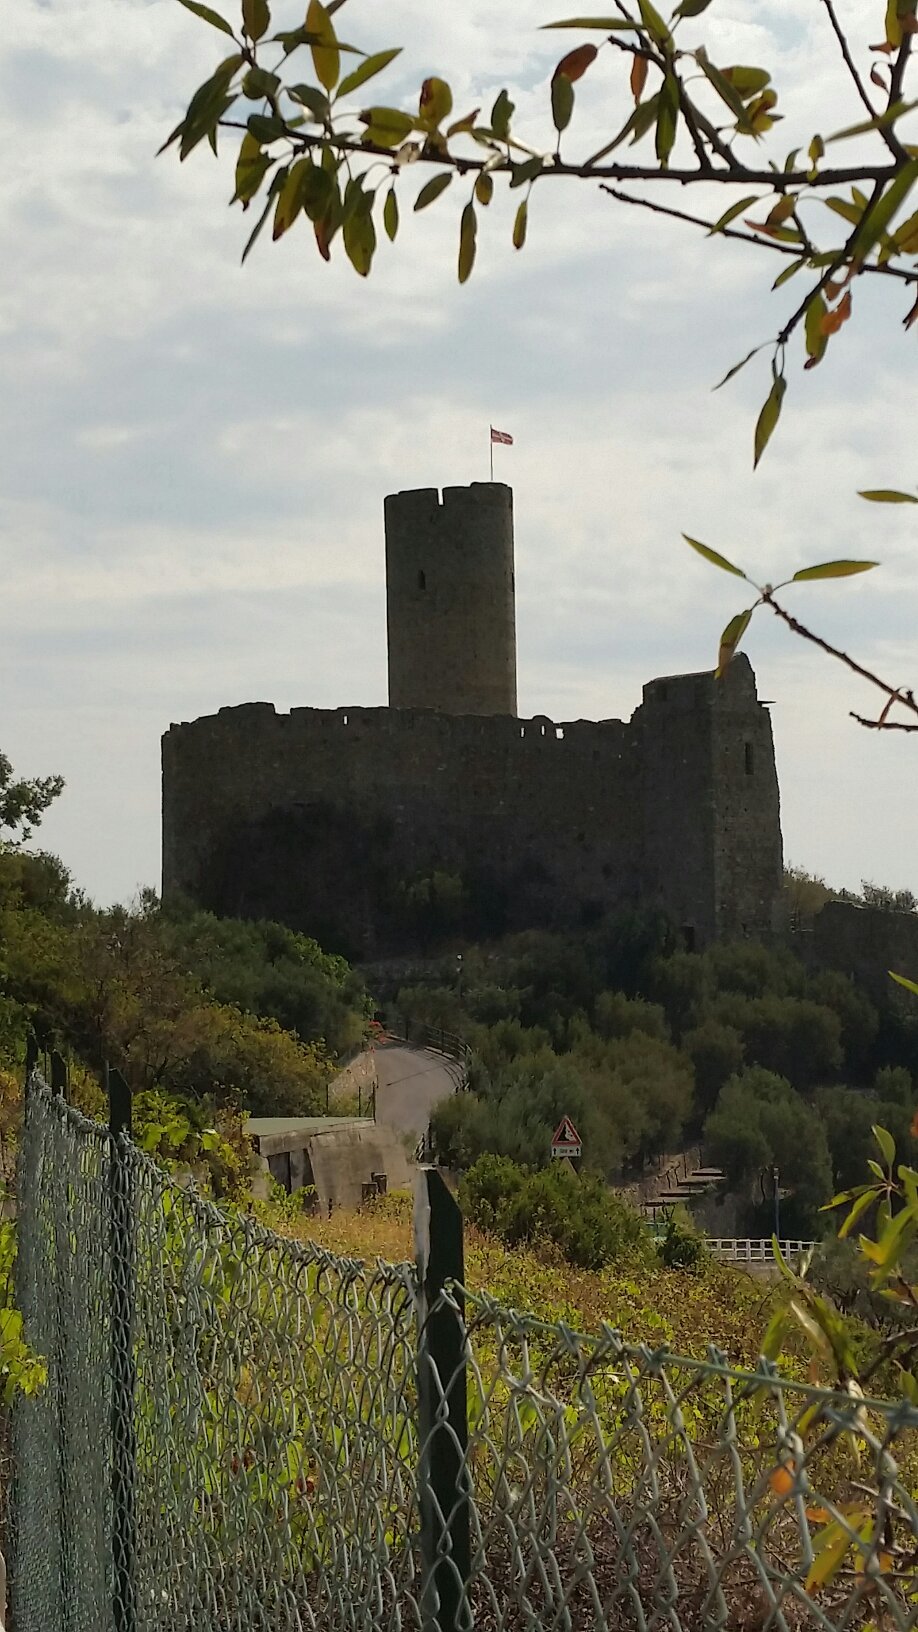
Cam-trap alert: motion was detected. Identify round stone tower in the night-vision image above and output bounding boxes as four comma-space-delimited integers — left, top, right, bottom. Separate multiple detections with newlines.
384, 482, 517, 716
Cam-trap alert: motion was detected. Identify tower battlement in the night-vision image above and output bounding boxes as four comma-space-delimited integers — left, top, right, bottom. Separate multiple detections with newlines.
384, 482, 516, 716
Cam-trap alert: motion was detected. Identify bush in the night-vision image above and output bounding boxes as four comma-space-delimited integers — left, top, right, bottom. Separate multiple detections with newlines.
460, 1154, 649, 1271
593, 989, 669, 1043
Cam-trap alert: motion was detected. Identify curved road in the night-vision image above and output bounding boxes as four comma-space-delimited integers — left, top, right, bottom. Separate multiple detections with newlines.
373, 1041, 464, 1141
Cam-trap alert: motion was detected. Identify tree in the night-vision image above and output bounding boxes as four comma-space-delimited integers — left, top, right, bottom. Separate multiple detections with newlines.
705, 1066, 833, 1227
163, 0, 918, 731
164, 0, 918, 384
0, 752, 63, 846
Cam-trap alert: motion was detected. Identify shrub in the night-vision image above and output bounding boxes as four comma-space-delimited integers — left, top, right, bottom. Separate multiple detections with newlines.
460, 1154, 649, 1271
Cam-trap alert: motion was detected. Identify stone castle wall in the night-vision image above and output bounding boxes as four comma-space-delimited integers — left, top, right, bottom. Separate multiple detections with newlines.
162, 656, 782, 957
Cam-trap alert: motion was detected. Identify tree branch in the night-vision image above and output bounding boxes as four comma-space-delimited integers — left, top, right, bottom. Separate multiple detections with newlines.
599, 184, 918, 283
218, 119, 901, 189
761, 591, 918, 728
820, 0, 880, 124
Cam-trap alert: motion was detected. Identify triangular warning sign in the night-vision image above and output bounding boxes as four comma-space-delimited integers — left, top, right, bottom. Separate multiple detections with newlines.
551, 1115, 582, 1148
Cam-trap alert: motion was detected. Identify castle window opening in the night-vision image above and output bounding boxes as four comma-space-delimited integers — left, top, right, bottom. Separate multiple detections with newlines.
555, 727, 564, 740
417, 569, 426, 591
342, 714, 348, 725
682, 925, 696, 953
744, 741, 754, 775
520, 726, 526, 738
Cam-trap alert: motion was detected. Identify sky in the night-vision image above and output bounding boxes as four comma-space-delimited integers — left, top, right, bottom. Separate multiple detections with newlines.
2, 0, 917, 907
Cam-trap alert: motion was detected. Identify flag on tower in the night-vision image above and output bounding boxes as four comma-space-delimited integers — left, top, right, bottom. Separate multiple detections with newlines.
490, 426, 513, 445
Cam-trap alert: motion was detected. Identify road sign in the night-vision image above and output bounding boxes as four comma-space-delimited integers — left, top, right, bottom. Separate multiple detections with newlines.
551, 1115, 582, 1160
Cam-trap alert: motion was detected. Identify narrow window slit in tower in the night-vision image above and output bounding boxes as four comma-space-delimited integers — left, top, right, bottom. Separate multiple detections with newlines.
417, 570, 426, 591
745, 742, 754, 775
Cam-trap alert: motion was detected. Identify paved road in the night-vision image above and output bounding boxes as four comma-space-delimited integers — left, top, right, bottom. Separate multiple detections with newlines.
373, 1041, 464, 1141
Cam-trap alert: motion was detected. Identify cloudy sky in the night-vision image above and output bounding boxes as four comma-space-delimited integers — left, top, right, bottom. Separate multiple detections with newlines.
3, 0, 917, 906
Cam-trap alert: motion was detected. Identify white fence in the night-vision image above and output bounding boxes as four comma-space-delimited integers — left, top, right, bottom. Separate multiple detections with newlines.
707, 1237, 816, 1264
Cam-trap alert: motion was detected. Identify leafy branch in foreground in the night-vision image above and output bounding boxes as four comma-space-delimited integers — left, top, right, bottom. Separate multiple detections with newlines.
163, 0, 918, 460
685, 482, 918, 732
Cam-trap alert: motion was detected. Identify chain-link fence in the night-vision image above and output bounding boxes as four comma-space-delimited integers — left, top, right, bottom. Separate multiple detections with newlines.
11, 1076, 918, 1632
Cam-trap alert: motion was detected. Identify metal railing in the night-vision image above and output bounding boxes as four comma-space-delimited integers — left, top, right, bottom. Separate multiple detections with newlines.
13, 1077, 918, 1632
708, 1237, 816, 1263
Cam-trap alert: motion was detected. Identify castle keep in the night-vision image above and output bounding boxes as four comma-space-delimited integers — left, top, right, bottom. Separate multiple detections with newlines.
162, 483, 783, 956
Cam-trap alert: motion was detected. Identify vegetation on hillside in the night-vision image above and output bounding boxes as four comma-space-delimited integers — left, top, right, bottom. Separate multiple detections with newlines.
400, 905, 918, 1236
0, 763, 374, 1200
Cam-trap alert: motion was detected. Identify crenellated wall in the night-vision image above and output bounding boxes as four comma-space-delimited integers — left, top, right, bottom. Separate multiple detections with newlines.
162, 655, 782, 957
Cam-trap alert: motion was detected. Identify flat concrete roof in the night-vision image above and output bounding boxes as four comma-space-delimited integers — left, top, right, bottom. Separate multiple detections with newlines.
247, 1116, 374, 1157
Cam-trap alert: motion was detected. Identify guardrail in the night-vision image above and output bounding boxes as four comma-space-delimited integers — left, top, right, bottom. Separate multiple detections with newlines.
707, 1238, 816, 1264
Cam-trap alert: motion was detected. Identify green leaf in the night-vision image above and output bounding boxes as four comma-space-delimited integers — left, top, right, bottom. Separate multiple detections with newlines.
241, 167, 285, 262
753, 373, 785, 469
708, 195, 760, 233
246, 111, 285, 142
458, 200, 477, 284
176, 0, 235, 34
874, 1124, 897, 1168
638, 0, 672, 46
772, 256, 805, 289
359, 106, 415, 147
542, 16, 642, 27
513, 199, 528, 249
828, 98, 918, 143
848, 158, 918, 266
288, 84, 330, 121
696, 48, 750, 128
859, 488, 918, 503
682, 535, 746, 577
655, 72, 679, 165
342, 190, 376, 275
273, 155, 309, 237
475, 171, 494, 205
242, 0, 270, 42
510, 156, 543, 188
838, 1189, 878, 1240
804, 293, 828, 364
242, 66, 280, 99
891, 970, 918, 997
233, 131, 271, 202
383, 186, 399, 241
824, 195, 863, 226
491, 89, 515, 139
712, 342, 767, 389
307, 0, 340, 92
337, 48, 401, 99
551, 72, 575, 133
760, 1307, 787, 1362
722, 65, 771, 100
419, 76, 453, 129
792, 560, 878, 581
716, 607, 753, 675
414, 172, 452, 211
675, 0, 714, 14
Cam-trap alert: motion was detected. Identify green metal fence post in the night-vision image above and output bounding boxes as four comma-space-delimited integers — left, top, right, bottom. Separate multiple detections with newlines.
414, 1168, 471, 1632
108, 1066, 136, 1632
50, 1050, 67, 1099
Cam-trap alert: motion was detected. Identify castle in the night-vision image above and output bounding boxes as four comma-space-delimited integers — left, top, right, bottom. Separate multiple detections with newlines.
162, 483, 784, 957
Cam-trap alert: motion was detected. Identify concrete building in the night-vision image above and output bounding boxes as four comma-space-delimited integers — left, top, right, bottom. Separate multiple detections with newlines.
162, 483, 783, 955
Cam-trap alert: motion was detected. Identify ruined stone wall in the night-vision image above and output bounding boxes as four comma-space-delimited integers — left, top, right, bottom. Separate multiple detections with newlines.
811, 900, 918, 1002
633, 656, 781, 945
162, 703, 643, 956
161, 656, 783, 955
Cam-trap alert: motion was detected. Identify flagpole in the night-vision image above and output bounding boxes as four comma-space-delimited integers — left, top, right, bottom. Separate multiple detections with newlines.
489, 427, 493, 482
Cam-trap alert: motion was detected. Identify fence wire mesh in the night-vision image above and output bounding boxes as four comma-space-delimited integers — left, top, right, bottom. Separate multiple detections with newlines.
11, 1076, 918, 1632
